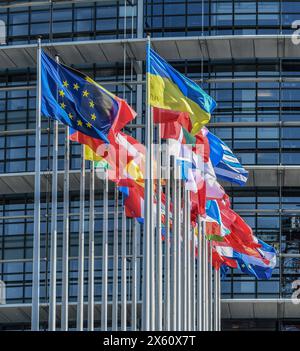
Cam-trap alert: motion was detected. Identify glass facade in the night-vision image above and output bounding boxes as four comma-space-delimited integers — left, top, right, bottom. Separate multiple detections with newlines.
0, 0, 300, 330
145, 0, 300, 36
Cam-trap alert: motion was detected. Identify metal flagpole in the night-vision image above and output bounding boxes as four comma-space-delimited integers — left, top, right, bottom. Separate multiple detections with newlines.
49, 119, 58, 331
197, 216, 203, 331
131, 219, 137, 331
208, 242, 213, 331
76, 144, 85, 331
32, 36, 42, 331
170, 156, 177, 331
218, 268, 221, 331
203, 222, 208, 331
88, 163, 95, 331
156, 125, 162, 331
215, 267, 221, 331
121, 206, 127, 331
112, 186, 119, 331
188, 191, 194, 331
187, 190, 191, 331
142, 34, 153, 331
213, 268, 218, 331
164, 141, 171, 331
49, 55, 59, 331
150, 171, 155, 331
182, 188, 188, 331
101, 169, 108, 331
176, 165, 182, 330
61, 126, 70, 331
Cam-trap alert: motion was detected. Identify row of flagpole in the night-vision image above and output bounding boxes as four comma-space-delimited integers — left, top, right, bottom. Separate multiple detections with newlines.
31, 36, 222, 331
141, 35, 221, 331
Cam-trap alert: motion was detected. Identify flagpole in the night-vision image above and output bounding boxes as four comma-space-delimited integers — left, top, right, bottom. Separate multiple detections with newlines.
131, 219, 137, 331
209, 242, 213, 331
187, 190, 192, 331
213, 268, 218, 331
61, 126, 70, 331
142, 33, 153, 331
32, 36, 42, 331
121, 205, 127, 331
49, 55, 59, 331
203, 222, 208, 331
155, 124, 162, 331
164, 140, 171, 331
197, 215, 203, 331
112, 186, 119, 331
218, 268, 221, 331
88, 163, 95, 331
150, 162, 155, 331
76, 144, 85, 331
170, 156, 177, 331
188, 191, 195, 331
176, 165, 182, 330
216, 267, 221, 331
101, 169, 108, 331
182, 188, 188, 331
49, 119, 58, 331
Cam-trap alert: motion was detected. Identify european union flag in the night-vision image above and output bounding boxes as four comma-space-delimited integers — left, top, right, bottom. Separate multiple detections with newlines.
41, 51, 120, 143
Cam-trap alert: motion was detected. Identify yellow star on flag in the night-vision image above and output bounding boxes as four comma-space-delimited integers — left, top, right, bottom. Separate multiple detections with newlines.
86, 122, 92, 128
59, 90, 65, 97
68, 113, 73, 120
63, 81, 69, 88
60, 102, 66, 109
73, 83, 79, 91
89, 100, 95, 108
91, 113, 96, 121
77, 120, 83, 127
83, 90, 89, 97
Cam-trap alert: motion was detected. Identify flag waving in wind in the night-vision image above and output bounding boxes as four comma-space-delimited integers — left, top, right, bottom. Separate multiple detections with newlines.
41, 51, 136, 143
147, 46, 217, 135
204, 127, 248, 185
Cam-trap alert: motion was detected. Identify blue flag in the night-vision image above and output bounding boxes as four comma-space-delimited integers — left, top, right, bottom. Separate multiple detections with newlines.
41, 51, 120, 143
206, 129, 248, 185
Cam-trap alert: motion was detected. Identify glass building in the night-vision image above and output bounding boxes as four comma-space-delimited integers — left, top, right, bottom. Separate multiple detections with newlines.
0, 0, 300, 331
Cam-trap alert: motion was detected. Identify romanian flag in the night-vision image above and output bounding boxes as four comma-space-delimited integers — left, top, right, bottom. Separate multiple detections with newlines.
147, 46, 217, 135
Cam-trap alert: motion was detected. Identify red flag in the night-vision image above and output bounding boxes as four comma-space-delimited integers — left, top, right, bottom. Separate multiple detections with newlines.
70, 130, 145, 183
212, 247, 238, 270
112, 96, 137, 133
119, 180, 144, 218
153, 107, 191, 131
217, 195, 260, 249
194, 129, 210, 163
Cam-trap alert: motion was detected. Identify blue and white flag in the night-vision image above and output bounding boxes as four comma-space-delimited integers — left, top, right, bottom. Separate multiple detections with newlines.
205, 128, 248, 186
